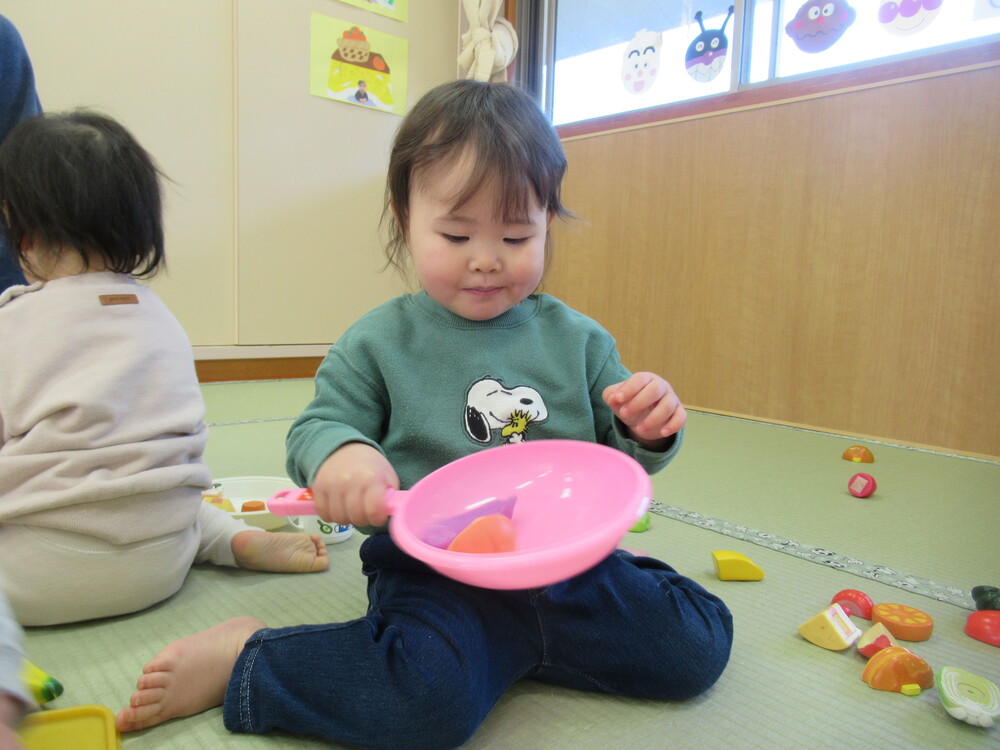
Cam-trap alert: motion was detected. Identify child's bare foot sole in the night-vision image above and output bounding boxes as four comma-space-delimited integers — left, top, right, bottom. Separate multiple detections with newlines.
116, 616, 265, 733
231, 531, 329, 573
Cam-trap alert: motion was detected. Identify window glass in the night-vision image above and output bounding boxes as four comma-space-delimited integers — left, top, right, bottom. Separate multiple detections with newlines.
545, 0, 1000, 127
772, 0, 1000, 80
551, 0, 738, 126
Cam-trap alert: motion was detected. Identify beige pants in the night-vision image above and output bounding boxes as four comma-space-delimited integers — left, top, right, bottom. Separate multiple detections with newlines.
0, 503, 250, 626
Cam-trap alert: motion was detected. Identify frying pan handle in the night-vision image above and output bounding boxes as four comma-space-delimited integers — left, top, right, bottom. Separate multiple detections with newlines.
268, 487, 407, 517
383, 487, 407, 515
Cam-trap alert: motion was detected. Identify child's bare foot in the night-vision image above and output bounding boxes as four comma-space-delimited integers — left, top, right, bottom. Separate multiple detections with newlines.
116, 616, 264, 733
231, 530, 329, 573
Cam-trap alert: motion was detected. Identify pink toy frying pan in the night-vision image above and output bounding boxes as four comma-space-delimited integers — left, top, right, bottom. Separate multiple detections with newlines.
268, 439, 652, 589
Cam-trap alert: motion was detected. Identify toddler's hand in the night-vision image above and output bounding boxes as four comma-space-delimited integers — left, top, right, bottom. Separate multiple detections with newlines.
603, 372, 687, 448
311, 443, 398, 527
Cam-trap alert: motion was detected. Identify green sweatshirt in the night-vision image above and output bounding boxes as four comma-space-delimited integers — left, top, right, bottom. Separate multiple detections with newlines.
286, 292, 682, 534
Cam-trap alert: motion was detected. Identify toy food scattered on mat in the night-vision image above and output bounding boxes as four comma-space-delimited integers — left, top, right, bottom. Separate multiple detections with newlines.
629, 511, 652, 533
17, 704, 120, 750
871, 603, 934, 641
327, 26, 393, 107
847, 472, 877, 498
965, 610, 1000, 648
446, 514, 517, 554
798, 603, 862, 650
937, 666, 1000, 727
842, 445, 874, 463
831, 588, 874, 619
861, 646, 934, 695
20, 660, 63, 704
856, 622, 898, 659
972, 585, 1000, 611
712, 550, 764, 581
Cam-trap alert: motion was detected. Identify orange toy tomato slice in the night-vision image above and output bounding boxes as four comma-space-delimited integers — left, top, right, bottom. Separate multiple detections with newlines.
447, 514, 516, 554
871, 603, 934, 641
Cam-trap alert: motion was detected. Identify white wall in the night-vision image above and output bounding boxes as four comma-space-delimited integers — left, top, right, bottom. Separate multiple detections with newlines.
4, 1, 461, 352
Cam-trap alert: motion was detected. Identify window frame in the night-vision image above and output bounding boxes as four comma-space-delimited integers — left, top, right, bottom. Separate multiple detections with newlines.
505, 2, 1000, 139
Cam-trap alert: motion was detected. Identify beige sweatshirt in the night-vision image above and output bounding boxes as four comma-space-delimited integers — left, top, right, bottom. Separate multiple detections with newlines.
0, 273, 211, 544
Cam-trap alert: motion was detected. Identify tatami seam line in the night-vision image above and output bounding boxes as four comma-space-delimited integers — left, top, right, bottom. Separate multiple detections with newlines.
649, 501, 975, 610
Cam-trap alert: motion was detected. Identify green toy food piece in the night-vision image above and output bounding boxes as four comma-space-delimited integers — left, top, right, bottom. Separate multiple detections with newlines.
629, 512, 651, 533
971, 585, 1000, 611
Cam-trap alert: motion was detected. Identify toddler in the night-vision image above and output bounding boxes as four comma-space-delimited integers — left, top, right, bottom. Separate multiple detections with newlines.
0, 111, 328, 627
117, 81, 733, 749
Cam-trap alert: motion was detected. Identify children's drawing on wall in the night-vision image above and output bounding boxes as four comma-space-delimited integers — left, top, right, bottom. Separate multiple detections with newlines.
310, 14, 408, 115
785, 0, 857, 52
685, 6, 734, 82
336, 0, 408, 23
877, 0, 942, 35
620, 29, 663, 94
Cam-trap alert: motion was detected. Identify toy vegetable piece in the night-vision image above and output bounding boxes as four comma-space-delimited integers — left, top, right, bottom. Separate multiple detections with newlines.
862, 646, 933, 694
832, 588, 874, 619
20, 660, 63, 704
965, 610, 1000, 648
937, 666, 1000, 727
871, 602, 933, 641
842, 445, 874, 463
972, 585, 1000, 611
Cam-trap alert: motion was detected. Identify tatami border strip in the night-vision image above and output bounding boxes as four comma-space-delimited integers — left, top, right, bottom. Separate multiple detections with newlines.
650, 502, 976, 610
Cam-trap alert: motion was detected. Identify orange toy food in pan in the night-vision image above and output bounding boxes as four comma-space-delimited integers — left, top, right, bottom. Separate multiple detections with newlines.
447, 514, 517, 554
872, 603, 934, 641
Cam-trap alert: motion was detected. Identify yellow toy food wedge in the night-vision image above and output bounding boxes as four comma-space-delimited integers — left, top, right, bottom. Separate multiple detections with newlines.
937, 666, 1000, 728
20, 660, 63, 704
17, 705, 120, 750
798, 603, 862, 650
712, 550, 764, 581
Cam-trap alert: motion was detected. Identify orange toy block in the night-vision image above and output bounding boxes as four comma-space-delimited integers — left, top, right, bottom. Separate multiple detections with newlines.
798, 604, 862, 650
447, 514, 517, 554
871, 603, 934, 641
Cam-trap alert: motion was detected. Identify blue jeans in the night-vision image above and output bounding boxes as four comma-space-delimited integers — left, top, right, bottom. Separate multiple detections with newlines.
223, 534, 733, 750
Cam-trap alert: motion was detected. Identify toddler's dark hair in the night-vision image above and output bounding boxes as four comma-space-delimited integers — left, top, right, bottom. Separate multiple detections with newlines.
383, 80, 570, 273
0, 109, 165, 279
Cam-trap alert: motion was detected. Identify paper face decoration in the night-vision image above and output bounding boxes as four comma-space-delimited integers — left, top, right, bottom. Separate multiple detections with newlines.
878, 0, 943, 35
785, 0, 857, 53
621, 29, 663, 94
685, 6, 735, 83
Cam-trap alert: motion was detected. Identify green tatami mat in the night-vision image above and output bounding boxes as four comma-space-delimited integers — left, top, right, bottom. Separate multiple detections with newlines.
201, 379, 314, 424
23, 507, 999, 749
655, 412, 999, 603
20, 380, 1000, 748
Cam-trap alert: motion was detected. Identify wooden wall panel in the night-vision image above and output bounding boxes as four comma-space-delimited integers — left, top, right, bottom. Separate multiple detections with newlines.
548, 67, 1000, 458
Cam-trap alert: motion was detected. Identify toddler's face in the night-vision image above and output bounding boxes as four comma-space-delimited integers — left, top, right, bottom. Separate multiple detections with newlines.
405, 156, 550, 322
